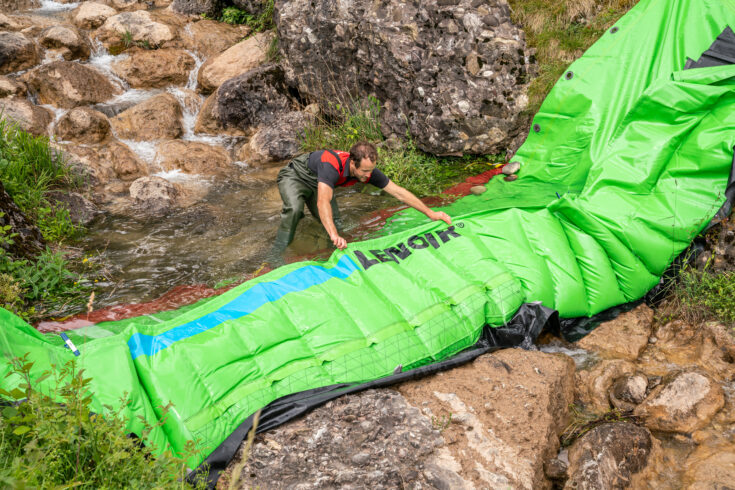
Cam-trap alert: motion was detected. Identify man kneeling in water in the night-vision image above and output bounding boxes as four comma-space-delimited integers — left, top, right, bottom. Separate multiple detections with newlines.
271, 141, 451, 258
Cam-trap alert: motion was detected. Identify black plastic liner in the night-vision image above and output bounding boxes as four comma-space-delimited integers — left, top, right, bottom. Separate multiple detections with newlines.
684, 26, 735, 70
190, 301, 558, 487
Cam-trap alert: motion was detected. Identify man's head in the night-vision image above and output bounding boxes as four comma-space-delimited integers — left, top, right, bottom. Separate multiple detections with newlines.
349, 141, 378, 183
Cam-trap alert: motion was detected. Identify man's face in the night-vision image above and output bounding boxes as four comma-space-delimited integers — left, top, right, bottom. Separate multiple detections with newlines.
354, 158, 375, 183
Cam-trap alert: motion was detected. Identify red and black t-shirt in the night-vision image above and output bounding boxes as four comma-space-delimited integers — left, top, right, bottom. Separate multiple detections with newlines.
307, 150, 389, 189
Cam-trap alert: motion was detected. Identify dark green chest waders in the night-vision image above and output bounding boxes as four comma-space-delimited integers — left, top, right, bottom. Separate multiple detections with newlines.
272, 153, 342, 253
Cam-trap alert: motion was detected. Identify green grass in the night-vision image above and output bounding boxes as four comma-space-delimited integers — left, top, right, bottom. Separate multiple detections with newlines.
1, 355, 207, 489
508, 0, 639, 114
218, 0, 274, 32
666, 262, 735, 327
0, 118, 96, 321
0, 117, 82, 243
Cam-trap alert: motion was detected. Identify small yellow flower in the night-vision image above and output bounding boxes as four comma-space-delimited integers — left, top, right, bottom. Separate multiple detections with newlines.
94, 279, 98, 283
82, 258, 88, 263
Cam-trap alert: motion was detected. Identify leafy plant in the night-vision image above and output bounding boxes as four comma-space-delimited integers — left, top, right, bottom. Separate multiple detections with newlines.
121, 29, 134, 49
0, 355, 207, 488
300, 96, 383, 154
664, 259, 735, 327
220, 1, 274, 32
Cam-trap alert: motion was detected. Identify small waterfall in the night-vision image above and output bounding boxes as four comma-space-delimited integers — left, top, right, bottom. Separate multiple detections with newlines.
34, 0, 79, 13
41, 104, 67, 139
184, 47, 204, 92
89, 40, 128, 92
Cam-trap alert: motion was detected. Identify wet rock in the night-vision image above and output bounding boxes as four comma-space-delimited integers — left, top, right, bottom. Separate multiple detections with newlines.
63, 139, 147, 185
171, 87, 201, 114
399, 349, 576, 489
503, 174, 518, 182
225, 389, 444, 489
111, 47, 195, 88
38, 25, 91, 61
110, 93, 182, 140
575, 359, 637, 414
196, 31, 272, 93
217, 63, 294, 131
95, 11, 175, 48
55, 107, 112, 144
156, 140, 231, 175
0, 31, 39, 75
276, 0, 534, 156
0, 0, 39, 10
565, 422, 656, 490
45, 191, 101, 226
683, 441, 735, 488
0, 13, 24, 31
502, 161, 520, 175
633, 370, 724, 433
171, 0, 220, 17
636, 319, 735, 382
107, 0, 148, 11
129, 175, 180, 214
236, 111, 310, 166
0, 180, 45, 261
182, 19, 249, 60
0, 76, 25, 97
73, 2, 118, 30
21, 61, 121, 109
0, 96, 51, 136
576, 304, 653, 361
194, 90, 246, 136
470, 185, 486, 195
609, 374, 648, 411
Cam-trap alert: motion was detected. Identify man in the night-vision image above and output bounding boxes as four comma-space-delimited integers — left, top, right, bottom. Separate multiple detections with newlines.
272, 141, 451, 256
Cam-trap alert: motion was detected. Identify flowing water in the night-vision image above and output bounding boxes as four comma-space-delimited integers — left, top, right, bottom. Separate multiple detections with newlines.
16, 3, 403, 316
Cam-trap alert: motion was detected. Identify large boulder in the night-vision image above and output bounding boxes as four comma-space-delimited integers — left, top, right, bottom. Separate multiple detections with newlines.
72, 2, 117, 30
565, 423, 658, 490
633, 370, 724, 433
45, 191, 101, 227
0, 97, 52, 136
155, 140, 231, 175
111, 48, 195, 88
0, 13, 23, 31
0, 31, 39, 75
54, 107, 112, 144
0, 75, 25, 97
217, 63, 293, 130
129, 175, 180, 214
576, 304, 654, 361
21, 61, 120, 109
236, 110, 310, 166
110, 93, 182, 141
196, 31, 272, 93
182, 18, 249, 60
275, 0, 534, 156
399, 349, 576, 489
63, 139, 148, 184
38, 25, 91, 61
95, 11, 176, 48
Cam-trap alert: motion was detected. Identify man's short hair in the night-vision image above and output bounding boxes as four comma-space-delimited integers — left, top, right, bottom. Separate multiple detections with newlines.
349, 141, 378, 168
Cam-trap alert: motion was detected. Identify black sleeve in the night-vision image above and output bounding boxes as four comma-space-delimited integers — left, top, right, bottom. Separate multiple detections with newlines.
317, 161, 340, 188
368, 168, 390, 189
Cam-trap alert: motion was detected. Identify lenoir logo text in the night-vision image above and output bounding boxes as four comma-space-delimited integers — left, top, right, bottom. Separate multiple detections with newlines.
353, 225, 462, 270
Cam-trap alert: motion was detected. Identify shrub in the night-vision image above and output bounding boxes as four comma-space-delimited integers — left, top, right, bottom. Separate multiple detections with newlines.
219, 1, 274, 32
0, 355, 207, 489
299, 96, 383, 153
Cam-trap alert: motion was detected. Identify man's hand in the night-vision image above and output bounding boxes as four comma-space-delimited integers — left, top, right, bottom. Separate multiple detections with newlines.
428, 211, 452, 225
331, 233, 347, 250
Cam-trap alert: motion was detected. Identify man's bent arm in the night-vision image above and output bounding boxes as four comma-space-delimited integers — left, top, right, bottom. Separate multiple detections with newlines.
383, 181, 452, 225
317, 182, 347, 250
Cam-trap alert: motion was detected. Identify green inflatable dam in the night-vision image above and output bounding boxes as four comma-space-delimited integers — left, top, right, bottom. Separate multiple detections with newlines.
2, 0, 735, 482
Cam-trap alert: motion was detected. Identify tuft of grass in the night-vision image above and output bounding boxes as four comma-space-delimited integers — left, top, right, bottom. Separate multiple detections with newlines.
299, 96, 383, 154
219, 0, 274, 32
0, 355, 207, 489
664, 261, 735, 328
508, 0, 639, 114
